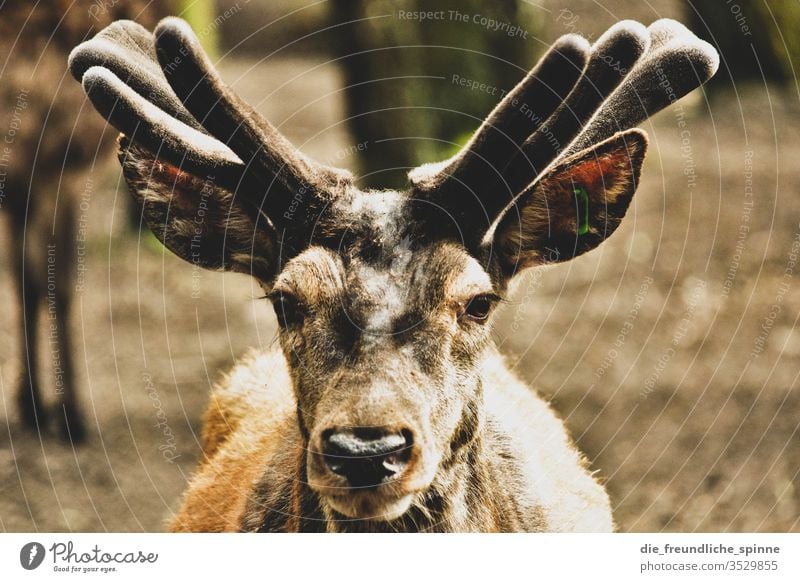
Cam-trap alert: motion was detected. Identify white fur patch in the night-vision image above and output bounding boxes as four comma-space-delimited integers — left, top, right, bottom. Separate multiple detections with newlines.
274, 247, 345, 304
344, 188, 407, 243
446, 255, 493, 301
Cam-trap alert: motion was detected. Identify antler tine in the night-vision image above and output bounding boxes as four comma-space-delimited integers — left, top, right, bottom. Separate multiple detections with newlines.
70, 20, 247, 191
410, 21, 650, 244
80, 66, 244, 183
71, 17, 353, 239
409, 33, 591, 194
68, 20, 205, 135
562, 19, 719, 157
407, 19, 720, 249
499, 20, 650, 202
153, 17, 351, 226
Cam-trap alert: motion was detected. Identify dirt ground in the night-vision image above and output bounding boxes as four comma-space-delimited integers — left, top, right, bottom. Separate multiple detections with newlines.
1, 48, 799, 532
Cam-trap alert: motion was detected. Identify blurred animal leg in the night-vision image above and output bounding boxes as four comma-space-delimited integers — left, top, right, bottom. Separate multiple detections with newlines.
52, 199, 85, 442
11, 209, 46, 431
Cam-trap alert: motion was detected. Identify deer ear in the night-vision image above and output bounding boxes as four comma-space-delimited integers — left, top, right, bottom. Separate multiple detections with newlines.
119, 138, 277, 283
494, 129, 647, 274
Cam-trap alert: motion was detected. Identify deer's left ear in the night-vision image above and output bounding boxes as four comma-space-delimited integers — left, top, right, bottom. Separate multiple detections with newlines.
120, 138, 277, 283
494, 129, 647, 274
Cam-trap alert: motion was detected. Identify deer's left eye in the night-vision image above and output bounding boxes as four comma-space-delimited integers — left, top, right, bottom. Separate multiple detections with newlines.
461, 294, 498, 322
272, 292, 305, 328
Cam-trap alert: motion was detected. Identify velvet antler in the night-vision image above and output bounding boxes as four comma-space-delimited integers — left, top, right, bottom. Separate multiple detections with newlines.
409, 19, 719, 248
69, 17, 352, 238
70, 16, 717, 273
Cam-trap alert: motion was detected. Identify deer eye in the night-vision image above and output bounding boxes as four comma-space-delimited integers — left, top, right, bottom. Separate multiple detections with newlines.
271, 292, 305, 328
461, 294, 498, 322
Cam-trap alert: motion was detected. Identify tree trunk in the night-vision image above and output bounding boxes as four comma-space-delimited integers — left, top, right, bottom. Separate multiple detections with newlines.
328, 0, 533, 188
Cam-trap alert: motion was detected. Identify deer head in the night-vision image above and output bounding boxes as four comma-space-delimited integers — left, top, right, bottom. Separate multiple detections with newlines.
70, 18, 717, 522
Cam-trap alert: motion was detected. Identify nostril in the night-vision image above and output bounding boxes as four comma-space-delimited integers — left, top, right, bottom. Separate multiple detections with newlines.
321, 428, 414, 488
383, 428, 413, 465
320, 428, 335, 445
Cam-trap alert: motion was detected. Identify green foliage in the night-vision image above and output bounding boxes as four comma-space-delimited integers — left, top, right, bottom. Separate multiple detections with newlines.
441, 130, 474, 161
688, 0, 799, 88
177, 0, 219, 57
762, 1, 800, 83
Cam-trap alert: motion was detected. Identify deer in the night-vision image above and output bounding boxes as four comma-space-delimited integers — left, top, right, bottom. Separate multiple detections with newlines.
69, 16, 718, 531
0, 1, 171, 443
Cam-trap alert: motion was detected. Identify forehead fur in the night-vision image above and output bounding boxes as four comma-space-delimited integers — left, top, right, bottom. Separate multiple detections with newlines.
278, 241, 493, 334
274, 188, 496, 337
322, 187, 411, 264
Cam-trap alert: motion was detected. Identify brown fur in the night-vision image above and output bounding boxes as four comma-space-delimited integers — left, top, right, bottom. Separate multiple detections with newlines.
170, 346, 611, 532
119, 141, 276, 281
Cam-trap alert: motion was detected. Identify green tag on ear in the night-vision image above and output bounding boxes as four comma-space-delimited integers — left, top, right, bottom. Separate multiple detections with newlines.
574, 186, 589, 235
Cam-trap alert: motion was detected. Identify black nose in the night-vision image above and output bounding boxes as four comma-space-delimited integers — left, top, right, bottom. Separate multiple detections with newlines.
322, 428, 413, 488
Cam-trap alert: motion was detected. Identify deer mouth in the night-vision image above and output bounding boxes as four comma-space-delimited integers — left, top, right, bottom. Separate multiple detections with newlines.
306, 423, 441, 521
325, 489, 416, 522
307, 444, 431, 521
308, 456, 423, 521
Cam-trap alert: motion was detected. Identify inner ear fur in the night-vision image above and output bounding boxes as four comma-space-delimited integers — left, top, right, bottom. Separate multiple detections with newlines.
119, 138, 277, 282
495, 129, 648, 274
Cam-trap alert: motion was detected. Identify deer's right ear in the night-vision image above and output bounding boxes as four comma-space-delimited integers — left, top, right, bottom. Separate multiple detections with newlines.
120, 139, 277, 282
493, 129, 647, 275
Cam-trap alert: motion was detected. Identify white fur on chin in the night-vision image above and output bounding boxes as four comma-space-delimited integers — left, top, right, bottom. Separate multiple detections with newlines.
326, 492, 415, 522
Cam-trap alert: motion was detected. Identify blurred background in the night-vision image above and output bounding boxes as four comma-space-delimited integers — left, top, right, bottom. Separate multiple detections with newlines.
0, 0, 798, 532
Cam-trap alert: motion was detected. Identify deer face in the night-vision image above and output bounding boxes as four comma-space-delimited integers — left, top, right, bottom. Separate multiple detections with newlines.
273, 192, 499, 520
277, 244, 492, 518
71, 17, 717, 522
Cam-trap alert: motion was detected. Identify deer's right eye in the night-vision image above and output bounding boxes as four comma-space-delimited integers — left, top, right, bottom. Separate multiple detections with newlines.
272, 293, 305, 328
460, 293, 500, 323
